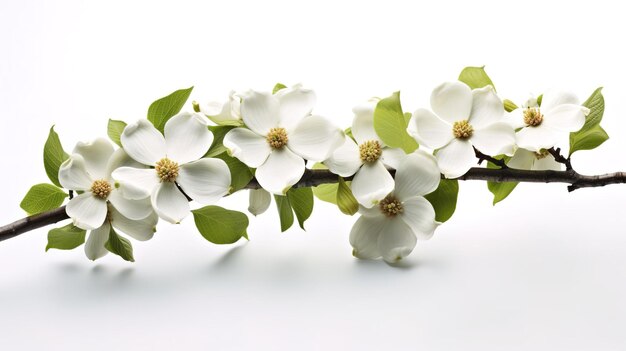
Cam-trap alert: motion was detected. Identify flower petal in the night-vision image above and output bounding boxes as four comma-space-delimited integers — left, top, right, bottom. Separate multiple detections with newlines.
108, 190, 153, 220
164, 112, 214, 164
407, 108, 453, 149
435, 138, 476, 178
323, 135, 362, 177
201, 91, 241, 125
507, 148, 535, 170
400, 196, 438, 240
223, 127, 272, 168
380, 147, 407, 170
111, 207, 158, 241
121, 119, 166, 165
351, 161, 394, 208
72, 138, 114, 180
255, 148, 305, 195
430, 81, 473, 124
84, 222, 110, 261
248, 188, 272, 216
532, 154, 562, 171
469, 85, 504, 129
543, 104, 588, 133
111, 167, 159, 200
105, 148, 144, 180
58, 154, 93, 191
377, 218, 417, 263
240, 90, 280, 135
471, 122, 516, 156
351, 100, 382, 145
151, 182, 190, 224
177, 158, 231, 204
288, 115, 344, 161
275, 85, 316, 132
66, 193, 108, 230
394, 151, 440, 201
540, 90, 580, 111
349, 215, 384, 259
515, 125, 560, 152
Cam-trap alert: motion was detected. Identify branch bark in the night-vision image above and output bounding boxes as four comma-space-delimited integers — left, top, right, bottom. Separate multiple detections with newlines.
2, 167, 626, 243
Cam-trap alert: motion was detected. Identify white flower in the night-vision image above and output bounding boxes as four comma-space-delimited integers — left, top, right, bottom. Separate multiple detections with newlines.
407, 82, 515, 178
349, 151, 441, 263
59, 138, 154, 230
112, 112, 231, 224
199, 90, 242, 126
507, 148, 561, 171
248, 188, 271, 216
513, 90, 590, 151
223, 85, 344, 195
324, 99, 407, 207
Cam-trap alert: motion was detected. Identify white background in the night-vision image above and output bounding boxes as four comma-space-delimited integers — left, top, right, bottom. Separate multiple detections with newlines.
1, 0, 626, 350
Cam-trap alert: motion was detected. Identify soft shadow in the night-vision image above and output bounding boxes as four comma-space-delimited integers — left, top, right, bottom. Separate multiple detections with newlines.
211, 243, 248, 268
115, 267, 135, 281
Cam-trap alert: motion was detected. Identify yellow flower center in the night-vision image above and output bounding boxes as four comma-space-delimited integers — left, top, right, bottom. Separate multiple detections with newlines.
156, 157, 180, 182
452, 120, 473, 139
524, 107, 543, 127
266, 127, 289, 149
359, 140, 382, 163
379, 195, 403, 217
534, 149, 550, 159
90, 179, 112, 199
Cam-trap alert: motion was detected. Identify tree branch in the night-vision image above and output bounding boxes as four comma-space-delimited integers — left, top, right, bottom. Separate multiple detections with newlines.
3, 167, 626, 243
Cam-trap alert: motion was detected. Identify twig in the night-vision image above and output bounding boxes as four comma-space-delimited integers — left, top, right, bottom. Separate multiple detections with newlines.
548, 147, 573, 171
473, 147, 508, 169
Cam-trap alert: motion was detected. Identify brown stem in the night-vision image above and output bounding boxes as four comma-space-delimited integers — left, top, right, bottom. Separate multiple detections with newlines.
3, 167, 626, 242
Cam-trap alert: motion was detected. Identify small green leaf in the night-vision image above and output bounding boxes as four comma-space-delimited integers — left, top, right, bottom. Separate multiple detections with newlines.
20, 183, 68, 215
503, 99, 518, 112
458, 66, 495, 90
105, 226, 135, 262
192, 205, 249, 244
107, 119, 127, 147
273, 83, 287, 94
43, 126, 69, 187
147, 86, 194, 133
486, 156, 518, 205
205, 126, 236, 158
274, 195, 294, 232
373, 91, 419, 153
287, 187, 314, 230
337, 178, 358, 215
536, 94, 543, 106
214, 152, 254, 192
569, 87, 608, 155
46, 224, 86, 252
424, 179, 458, 223
312, 183, 338, 204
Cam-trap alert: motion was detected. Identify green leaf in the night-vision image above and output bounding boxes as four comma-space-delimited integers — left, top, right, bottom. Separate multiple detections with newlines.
337, 178, 358, 215
147, 86, 194, 133
192, 205, 249, 244
458, 66, 495, 90
43, 126, 69, 187
312, 183, 338, 204
536, 94, 543, 106
373, 91, 419, 153
287, 187, 314, 230
205, 126, 236, 158
503, 99, 518, 112
46, 224, 86, 251
274, 195, 294, 232
105, 226, 135, 262
569, 87, 608, 155
273, 83, 287, 94
214, 152, 254, 192
486, 156, 518, 205
107, 119, 127, 147
20, 183, 67, 215
424, 179, 459, 223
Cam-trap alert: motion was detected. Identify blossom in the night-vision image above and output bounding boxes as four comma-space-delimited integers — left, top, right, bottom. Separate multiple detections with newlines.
349, 151, 441, 263
407, 82, 515, 178
512, 90, 590, 151
198, 90, 242, 126
58, 138, 158, 260
112, 112, 231, 224
223, 85, 344, 195
323, 99, 406, 207
507, 148, 561, 171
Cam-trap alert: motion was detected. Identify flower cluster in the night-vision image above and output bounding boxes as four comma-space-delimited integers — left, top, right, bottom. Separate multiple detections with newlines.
37, 74, 592, 264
